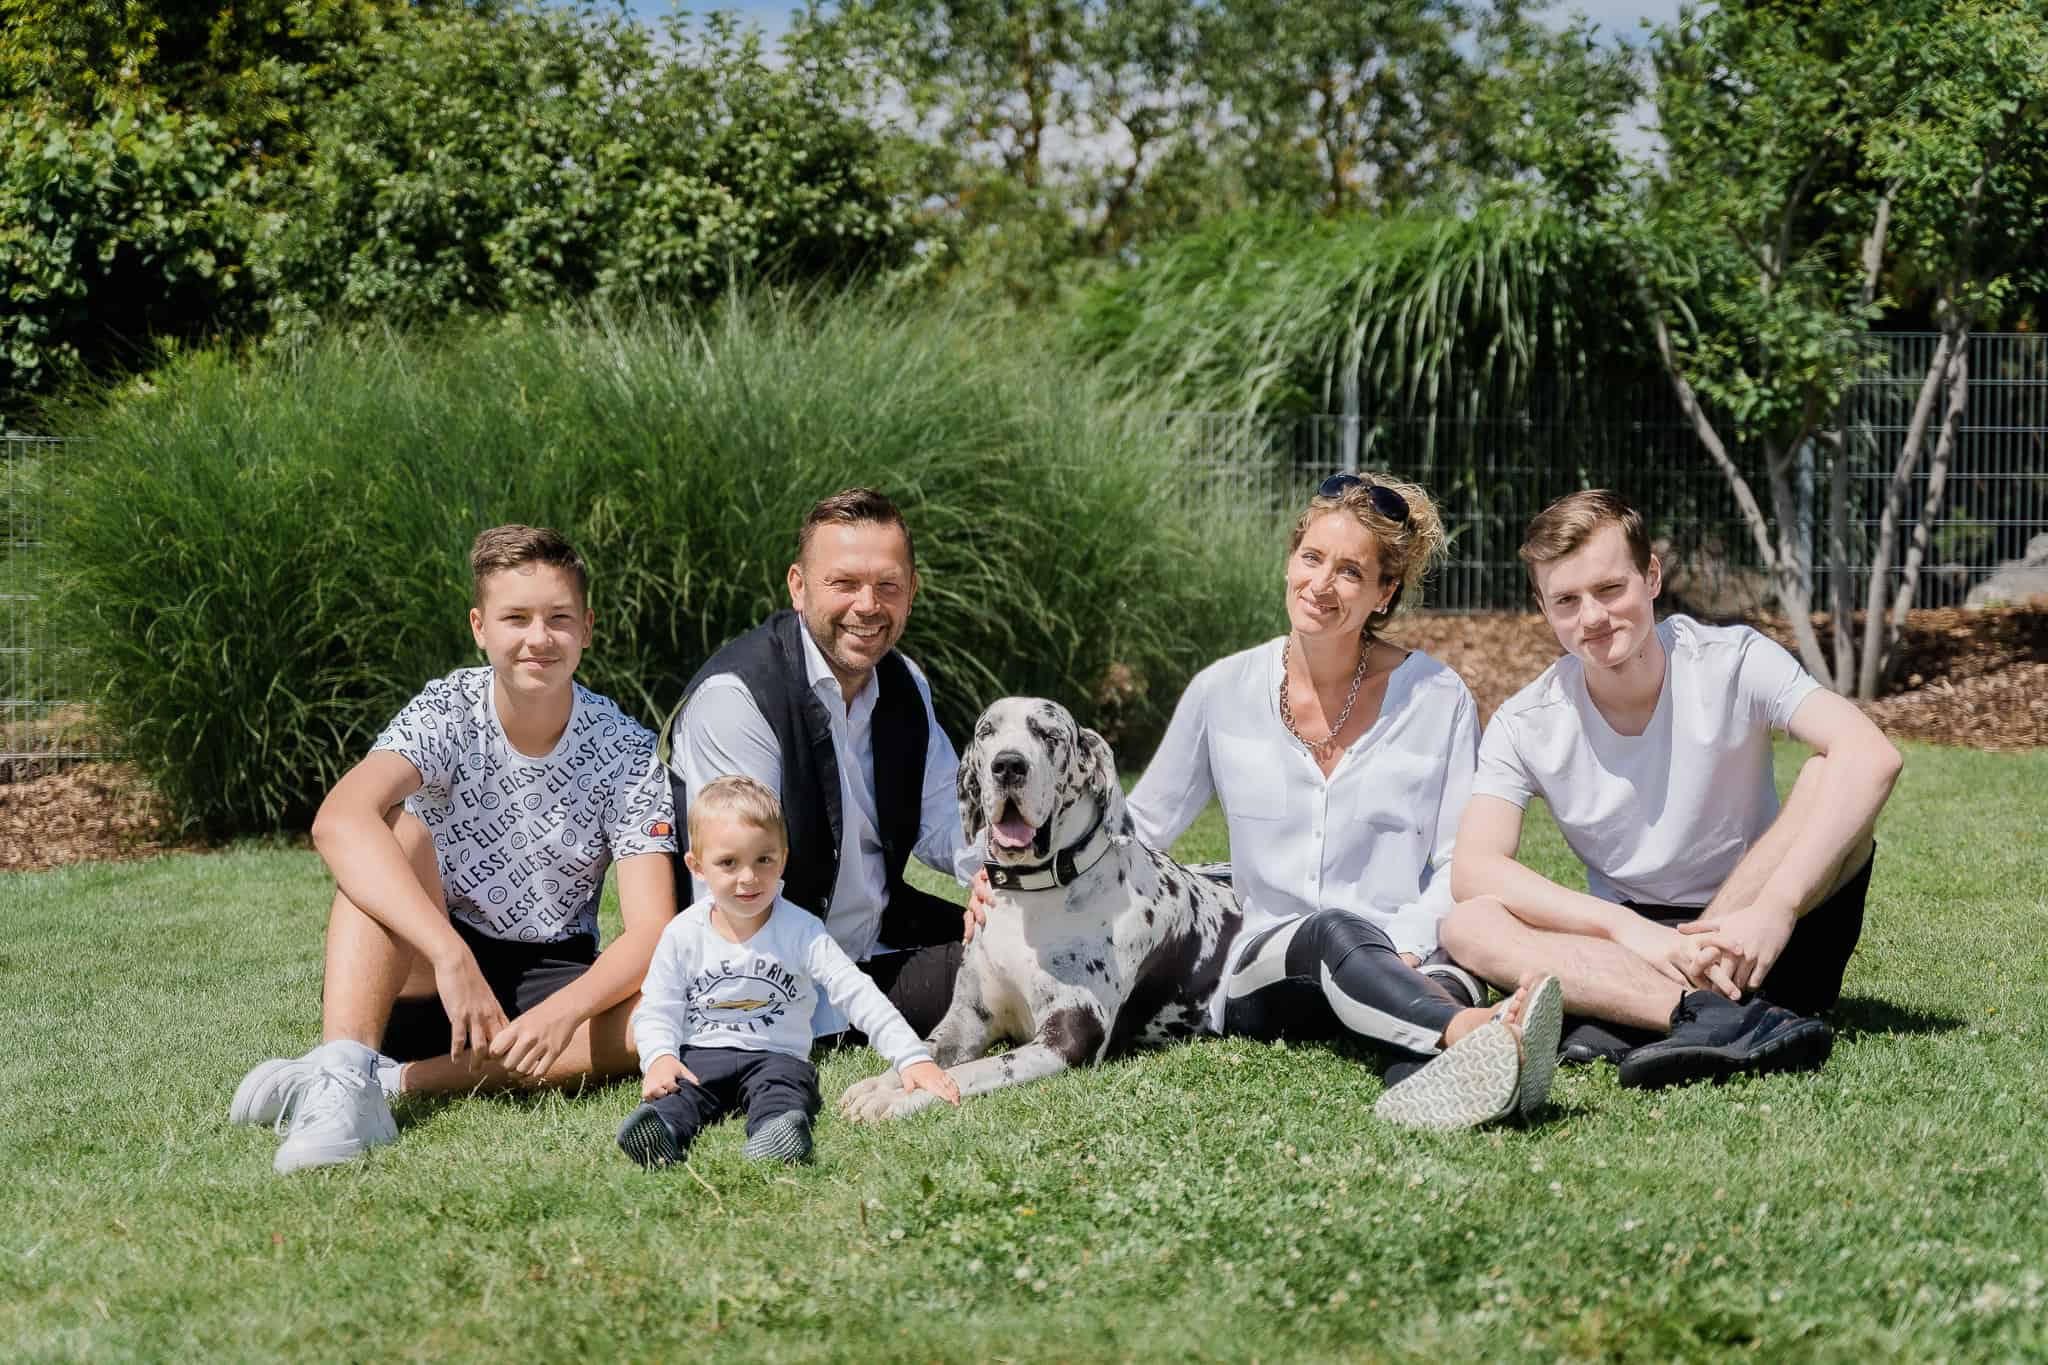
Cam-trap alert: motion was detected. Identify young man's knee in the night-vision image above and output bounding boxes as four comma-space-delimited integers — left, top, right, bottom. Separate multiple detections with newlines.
1440, 895, 1509, 964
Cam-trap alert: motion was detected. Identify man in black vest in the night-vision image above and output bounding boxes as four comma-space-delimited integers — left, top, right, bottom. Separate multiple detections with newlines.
659, 488, 975, 1037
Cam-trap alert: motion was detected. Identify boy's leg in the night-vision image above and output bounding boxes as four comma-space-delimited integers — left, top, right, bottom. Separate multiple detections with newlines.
619, 1048, 734, 1167
735, 1053, 822, 1162
1442, 897, 1684, 1032
398, 991, 640, 1094
322, 808, 445, 1049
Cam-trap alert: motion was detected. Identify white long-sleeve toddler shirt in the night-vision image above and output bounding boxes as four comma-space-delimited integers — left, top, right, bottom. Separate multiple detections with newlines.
633, 896, 934, 1073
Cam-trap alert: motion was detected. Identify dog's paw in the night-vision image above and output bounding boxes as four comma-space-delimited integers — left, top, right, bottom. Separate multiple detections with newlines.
837, 1071, 901, 1122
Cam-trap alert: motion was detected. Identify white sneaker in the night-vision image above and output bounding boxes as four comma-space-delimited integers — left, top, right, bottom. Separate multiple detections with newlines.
230, 1052, 320, 1126
272, 1043, 398, 1174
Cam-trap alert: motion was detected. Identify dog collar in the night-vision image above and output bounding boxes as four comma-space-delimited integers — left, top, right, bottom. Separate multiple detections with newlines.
984, 807, 1113, 892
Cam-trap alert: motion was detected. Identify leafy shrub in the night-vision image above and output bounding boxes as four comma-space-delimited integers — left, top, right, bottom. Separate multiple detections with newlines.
256, 9, 918, 344
0, 98, 254, 415
47, 297, 1276, 835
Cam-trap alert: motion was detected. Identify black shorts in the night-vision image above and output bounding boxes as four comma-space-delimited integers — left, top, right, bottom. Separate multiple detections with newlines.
1628, 847, 1874, 1017
378, 918, 599, 1062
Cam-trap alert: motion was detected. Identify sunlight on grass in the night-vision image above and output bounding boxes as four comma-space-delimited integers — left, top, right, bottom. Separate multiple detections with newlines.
3, 742, 2044, 1360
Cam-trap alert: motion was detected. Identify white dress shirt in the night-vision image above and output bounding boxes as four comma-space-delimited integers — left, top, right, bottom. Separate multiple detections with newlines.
671, 623, 975, 1031
1128, 637, 1480, 962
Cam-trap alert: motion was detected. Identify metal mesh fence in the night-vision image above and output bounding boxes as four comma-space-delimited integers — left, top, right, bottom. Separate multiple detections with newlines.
1171, 331, 2048, 615
2, 435, 105, 774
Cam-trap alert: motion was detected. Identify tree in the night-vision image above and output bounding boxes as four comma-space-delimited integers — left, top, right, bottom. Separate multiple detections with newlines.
1628, 0, 2048, 697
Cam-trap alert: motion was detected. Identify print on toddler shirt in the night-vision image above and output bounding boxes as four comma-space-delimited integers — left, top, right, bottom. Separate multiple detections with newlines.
687, 955, 804, 1036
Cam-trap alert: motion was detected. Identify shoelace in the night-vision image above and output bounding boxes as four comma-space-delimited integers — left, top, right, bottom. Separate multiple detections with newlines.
272, 1065, 364, 1137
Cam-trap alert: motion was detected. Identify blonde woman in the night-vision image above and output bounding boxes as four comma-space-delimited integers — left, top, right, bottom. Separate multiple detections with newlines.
1129, 473, 1560, 1129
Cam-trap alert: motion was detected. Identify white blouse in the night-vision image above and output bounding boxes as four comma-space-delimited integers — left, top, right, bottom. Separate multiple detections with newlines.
1127, 637, 1480, 960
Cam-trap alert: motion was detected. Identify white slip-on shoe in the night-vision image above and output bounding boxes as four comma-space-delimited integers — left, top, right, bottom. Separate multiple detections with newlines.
1374, 1018, 1522, 1132
272, 1044, 398, 1174
1515, 975, 1564, 1120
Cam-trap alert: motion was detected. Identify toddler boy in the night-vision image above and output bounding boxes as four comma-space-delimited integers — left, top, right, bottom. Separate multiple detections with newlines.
618, 774, 958, 1167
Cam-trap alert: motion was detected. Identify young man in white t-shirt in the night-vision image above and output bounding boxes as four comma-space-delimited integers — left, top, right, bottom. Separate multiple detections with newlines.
1443, 491, 1903, 1089
229, 526, 679, 1171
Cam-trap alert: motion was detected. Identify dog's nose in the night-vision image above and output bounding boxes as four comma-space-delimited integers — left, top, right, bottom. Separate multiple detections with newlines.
989, 750, 1029, 786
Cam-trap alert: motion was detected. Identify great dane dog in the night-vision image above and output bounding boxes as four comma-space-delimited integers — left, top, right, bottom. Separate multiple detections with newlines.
839, 697, 1244, 1122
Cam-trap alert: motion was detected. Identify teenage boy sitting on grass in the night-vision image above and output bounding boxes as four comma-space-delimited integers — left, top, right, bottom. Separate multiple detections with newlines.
230, 525, 678, 1174
617, 774, 958, 1168
1443, 490, 1903, 1089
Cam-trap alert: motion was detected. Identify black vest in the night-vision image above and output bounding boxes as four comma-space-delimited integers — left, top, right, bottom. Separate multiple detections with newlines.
659, 610, 961, 950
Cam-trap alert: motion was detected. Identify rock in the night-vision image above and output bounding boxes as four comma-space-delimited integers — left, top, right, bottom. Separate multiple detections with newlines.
1966, 532, 2048, 608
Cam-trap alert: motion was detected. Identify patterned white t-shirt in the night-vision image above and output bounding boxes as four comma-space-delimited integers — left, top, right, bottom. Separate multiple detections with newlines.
372, 667, 677, 944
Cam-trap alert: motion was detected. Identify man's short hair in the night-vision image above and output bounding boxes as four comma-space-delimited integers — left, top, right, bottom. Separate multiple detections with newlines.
688, 774, 788, 849
1519, 490, 1653, 592
796, 488, 916, 570
469, 525, 588, 606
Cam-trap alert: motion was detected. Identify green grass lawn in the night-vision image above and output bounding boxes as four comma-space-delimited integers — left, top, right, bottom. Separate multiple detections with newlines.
4, 742, 2045, 1362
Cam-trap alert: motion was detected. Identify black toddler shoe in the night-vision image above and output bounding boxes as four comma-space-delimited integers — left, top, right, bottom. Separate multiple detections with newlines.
1617, 990, 1833, 1090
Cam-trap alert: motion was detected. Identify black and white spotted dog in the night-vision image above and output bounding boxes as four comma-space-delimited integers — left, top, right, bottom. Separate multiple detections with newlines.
839, 697, 1244, 1122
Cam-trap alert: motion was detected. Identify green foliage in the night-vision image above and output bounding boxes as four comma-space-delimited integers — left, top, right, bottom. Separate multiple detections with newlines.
1073, 201, 1637, 419
0, 1, 433, 154
45, 297, 1274, 836
256, 8, 919, 342
803, 0, 1641, 303
7, 745, 2048, 1359
0, 98, 254, 414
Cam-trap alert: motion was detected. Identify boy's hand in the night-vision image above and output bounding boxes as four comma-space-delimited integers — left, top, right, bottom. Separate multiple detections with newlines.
642, 1054, 700, 1100
900, 1059, 960, 1106
487, 995, 579, 1078
436, 953, 510, 1057
1679, 902, 1796, 995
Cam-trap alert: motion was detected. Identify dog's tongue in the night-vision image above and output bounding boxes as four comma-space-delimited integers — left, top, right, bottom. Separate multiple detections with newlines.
991, 815, 1037, 849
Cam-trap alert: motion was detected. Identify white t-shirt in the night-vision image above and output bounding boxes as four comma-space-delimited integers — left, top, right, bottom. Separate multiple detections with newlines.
1127, 638, 1481, 1009
373, 667, 677, 944
1472, 615, 1821, 908
632, 897, 933, 1072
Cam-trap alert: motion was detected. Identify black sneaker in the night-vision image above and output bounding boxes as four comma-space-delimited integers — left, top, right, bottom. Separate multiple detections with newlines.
616, 1103, 686, 1168
1618, 991, 1834, 1090
1559, 1016, 1660, 1066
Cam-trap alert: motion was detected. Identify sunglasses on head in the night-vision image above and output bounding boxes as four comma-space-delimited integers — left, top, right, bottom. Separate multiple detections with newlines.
1317, 473, 1411, 526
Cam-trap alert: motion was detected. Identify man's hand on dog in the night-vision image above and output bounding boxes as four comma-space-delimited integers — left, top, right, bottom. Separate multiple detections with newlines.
640, 1053, 703, 1101
964, 869, 994, 942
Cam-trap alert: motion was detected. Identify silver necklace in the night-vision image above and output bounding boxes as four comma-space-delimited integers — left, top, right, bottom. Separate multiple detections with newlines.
1279, 639, 1371, 760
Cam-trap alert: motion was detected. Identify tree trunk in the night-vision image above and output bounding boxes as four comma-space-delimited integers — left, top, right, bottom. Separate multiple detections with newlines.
1877, 322, 1971, 691
1763, 438, 1832, 686
1825, 428, 1855, 685
1645, 305, 1837, 687
1856, 328, 1963, 698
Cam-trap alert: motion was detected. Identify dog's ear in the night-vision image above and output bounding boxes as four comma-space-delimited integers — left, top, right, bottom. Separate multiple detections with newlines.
957, 737, 986, 844
1074, 726, 1131, 836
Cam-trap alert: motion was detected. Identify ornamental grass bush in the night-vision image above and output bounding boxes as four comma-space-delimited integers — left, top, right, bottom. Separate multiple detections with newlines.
46, 297, 1277, 836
